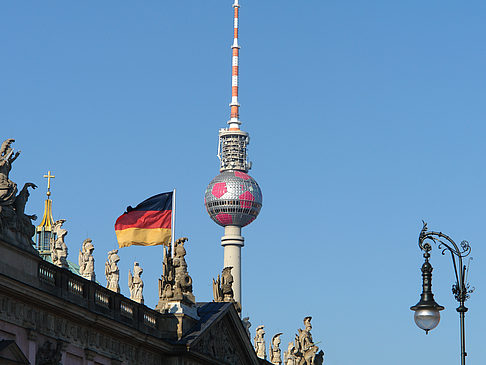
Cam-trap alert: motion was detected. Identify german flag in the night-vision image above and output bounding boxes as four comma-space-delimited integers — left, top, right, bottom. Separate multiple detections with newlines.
115, 192, 172, 248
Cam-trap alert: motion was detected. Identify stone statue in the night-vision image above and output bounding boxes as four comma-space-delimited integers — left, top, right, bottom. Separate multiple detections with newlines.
78, 238, 95, 281
212, 275, 222, 302
213, 266, 241, 313
173, 237, 193, 294
284, 342, 298, 365
13, 182, 37, 236
315, 351, 324, 365
242, 316, 251, 339
292, 317, 324, 365
213, 266, 235, 302
156, 237, 195, 312
254, 325, 266, 359
0, 139, 39, 253
128, 262, 144, 304
270, 333, 283, 364
0, 139, 20, 206
50, 219, 68, 268
220, 266, 235, 301
35, 339, 62, 365
105, 249, 120, 293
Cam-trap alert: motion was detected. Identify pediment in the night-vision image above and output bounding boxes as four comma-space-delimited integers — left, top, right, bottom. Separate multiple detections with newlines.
0, 340, 30, 364
183, 302, 261, 365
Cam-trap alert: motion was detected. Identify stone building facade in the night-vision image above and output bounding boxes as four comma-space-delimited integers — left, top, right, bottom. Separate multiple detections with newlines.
0, 236, 267, 365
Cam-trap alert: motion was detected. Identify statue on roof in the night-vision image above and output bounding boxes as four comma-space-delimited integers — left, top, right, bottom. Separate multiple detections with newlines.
156, 237, 195, 312
50, 219, 68, 268
242, 316, 252, 338
289, 317, 324, 365
270, 333, 283, 365
254, 325, 266, 360
212, 266, 241, 312
128, 262, 144, 304
213, 266, 235, 302
284, 341, 298, 365
13, 182, 37, 237
0, 139, 20, 206
173, 237, 193, 294
212, 275, 222, 302
78, 238, 95, 281
0, 139, 39, 253
105, 249, 120, 293
221, 266, 235, 301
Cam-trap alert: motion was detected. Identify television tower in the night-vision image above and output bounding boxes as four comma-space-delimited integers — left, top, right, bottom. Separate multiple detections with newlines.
204, 0, 262, 310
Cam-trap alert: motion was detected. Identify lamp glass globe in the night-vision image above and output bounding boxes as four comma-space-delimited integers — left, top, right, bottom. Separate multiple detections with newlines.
414, 308, 441, 332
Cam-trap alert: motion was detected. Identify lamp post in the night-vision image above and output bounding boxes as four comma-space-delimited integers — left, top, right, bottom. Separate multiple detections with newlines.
410, 222, 474, 365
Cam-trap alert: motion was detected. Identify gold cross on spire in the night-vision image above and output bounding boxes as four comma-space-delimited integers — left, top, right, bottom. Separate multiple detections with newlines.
43, 171, 55, 197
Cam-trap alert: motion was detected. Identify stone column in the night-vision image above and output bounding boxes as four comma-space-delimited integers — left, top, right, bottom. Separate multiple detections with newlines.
85, 348, 96, 365
221, 225, 244, 310
26, 329, 36, 363
59, 341, 68, 365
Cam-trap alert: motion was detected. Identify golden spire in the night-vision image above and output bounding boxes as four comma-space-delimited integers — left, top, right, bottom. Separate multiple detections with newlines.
37, 171, 55, 232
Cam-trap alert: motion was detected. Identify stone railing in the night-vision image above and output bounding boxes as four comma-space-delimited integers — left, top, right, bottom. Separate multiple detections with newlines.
144, 311, 157, 329
39, 263, 56, 286
120, 300, 134, 318
35, 258, 178, 340
94, 289, 110, 308
68, 277, 84, 297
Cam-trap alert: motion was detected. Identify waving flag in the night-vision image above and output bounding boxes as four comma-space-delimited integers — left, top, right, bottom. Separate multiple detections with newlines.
115, 192, 173, 248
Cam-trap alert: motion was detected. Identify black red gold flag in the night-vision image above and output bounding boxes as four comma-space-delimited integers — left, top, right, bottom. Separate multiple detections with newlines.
115, 192, 172, 248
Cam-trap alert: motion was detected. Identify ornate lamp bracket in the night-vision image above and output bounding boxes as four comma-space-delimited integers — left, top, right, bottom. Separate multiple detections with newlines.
418, 221, 474, 309
414, 221, 474, 365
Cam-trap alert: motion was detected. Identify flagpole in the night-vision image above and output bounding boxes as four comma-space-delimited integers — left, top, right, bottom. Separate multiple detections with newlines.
171, 188, 176, 257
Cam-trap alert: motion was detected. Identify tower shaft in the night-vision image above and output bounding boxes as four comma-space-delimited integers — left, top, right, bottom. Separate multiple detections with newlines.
222, 225, 244, 306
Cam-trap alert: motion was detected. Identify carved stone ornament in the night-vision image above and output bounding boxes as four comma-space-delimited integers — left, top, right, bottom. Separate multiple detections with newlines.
213, 266, 235, 302
254, 325, 266, 360
213, 266, 241, 313
192, 317, 247, 365
105, 249, 120, 293
0, 139, 18, 206
50, 219, 68, 268
0, 293, 160, 364
286, 316, 324, 365
212, 276, 222, 302
270, 332, 283, 365
0, 138, 38, 253
156, 237, 195, 312
242, 316, 251, 339
35, 339, 62, 365
128, 262, 144, 304
78, 238, 95, 281
283, 341, 298, 365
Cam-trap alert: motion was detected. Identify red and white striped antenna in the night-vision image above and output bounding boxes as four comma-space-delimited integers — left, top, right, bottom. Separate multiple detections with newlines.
229, 0, 241, 130
217, 0, 251, 172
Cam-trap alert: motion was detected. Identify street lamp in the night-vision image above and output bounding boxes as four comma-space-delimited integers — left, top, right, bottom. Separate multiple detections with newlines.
410, 222, 474, 365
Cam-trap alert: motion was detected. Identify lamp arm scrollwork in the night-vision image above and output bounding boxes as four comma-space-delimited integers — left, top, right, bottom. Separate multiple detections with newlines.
418, 221, 474, 305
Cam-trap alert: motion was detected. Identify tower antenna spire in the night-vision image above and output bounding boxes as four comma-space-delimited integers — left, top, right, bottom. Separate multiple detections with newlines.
229, 0, 241, 130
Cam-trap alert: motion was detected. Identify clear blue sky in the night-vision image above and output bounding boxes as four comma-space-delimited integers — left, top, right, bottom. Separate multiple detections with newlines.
2, 1, 486, 364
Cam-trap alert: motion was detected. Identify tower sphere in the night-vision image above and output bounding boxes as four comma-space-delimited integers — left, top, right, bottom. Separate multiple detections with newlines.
205, 171, 262, 227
